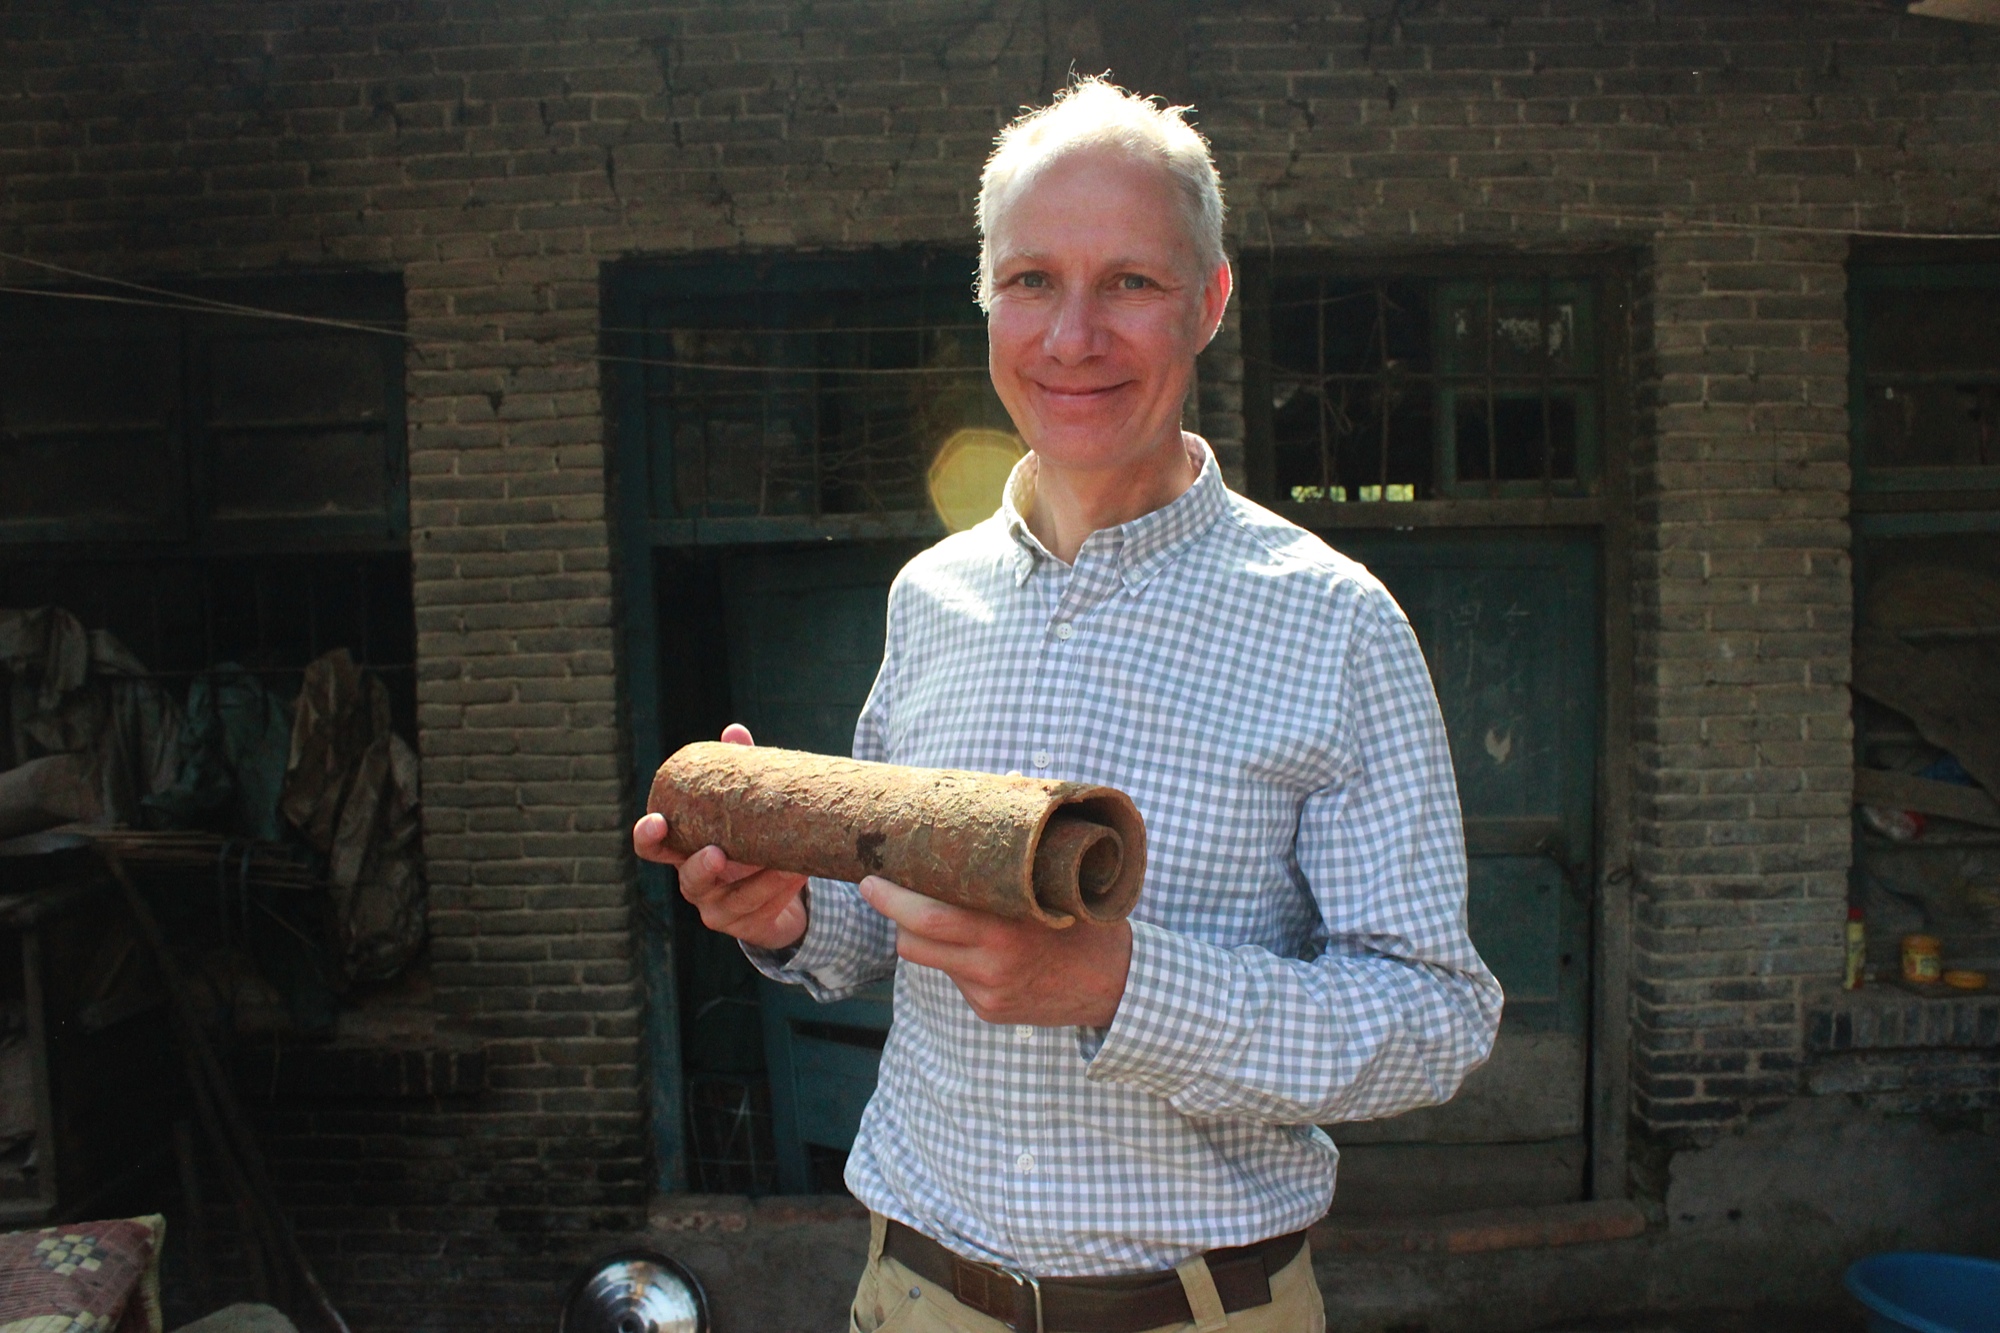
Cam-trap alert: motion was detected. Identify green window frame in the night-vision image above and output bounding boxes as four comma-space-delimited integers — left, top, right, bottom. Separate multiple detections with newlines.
1849, 258, 2000, 534
1242, 259, 1611, 520
612, 249, 1003, 548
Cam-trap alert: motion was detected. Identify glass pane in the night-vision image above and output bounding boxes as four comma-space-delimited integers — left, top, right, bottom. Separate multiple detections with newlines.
1438, 282, 1593, 377
0, 433, 181, 525
1861, 289, 2000, 377
1862, 382, 1999, 469
1454, 393, 1579, 483
210, 428, 387, 517
646, 273, 1000, 521
0, 339, 173, 432
209, 334, 388, 424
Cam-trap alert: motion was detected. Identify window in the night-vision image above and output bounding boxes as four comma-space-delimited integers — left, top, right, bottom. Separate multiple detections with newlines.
615, 249, 1008, 544
1243, 260, 1614, 521
0, 274, 415, 728
1848, 252, 2000, 984
0, 274, 408, 549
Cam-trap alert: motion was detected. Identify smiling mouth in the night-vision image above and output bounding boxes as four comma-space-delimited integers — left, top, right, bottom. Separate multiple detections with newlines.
1035, 381, 1130, 399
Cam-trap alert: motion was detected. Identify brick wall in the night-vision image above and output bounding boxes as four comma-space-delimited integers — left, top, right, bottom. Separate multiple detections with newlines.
4, 1, 2000, 1328
1184, 0, 1998, 1152
1628, 228, 1854, 1136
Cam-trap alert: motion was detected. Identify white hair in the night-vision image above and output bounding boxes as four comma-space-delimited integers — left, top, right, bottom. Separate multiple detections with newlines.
975, 76, 1227, 310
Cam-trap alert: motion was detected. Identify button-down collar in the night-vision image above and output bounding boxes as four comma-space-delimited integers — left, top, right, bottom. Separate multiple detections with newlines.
999, 435, 1230, 593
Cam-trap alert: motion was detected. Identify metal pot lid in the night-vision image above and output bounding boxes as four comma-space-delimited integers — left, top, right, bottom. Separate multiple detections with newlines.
558, 1250, 709, 1333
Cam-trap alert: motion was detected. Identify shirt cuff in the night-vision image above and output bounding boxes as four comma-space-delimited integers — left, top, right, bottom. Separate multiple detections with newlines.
740, 879, 882, 1002
1078, 919, 1239, 1099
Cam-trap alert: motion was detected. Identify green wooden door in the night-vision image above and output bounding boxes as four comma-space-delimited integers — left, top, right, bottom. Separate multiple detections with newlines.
1324, 531, 1598, 1213
718, 543, 915, 1192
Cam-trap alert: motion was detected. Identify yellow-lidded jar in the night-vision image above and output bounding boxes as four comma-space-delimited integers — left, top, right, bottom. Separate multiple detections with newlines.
1901, 934, 1943, 984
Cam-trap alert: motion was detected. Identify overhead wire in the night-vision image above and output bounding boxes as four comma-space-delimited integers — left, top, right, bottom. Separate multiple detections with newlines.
4, 204, 2000, 376
0, 247, 995, 376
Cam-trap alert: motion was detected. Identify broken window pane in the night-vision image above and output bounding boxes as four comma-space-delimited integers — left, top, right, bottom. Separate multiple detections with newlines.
1267, 279, 1436, 498
1439, 285, 1591, 378
1271, 376, 1433, 502
1259, 272, 1600, 501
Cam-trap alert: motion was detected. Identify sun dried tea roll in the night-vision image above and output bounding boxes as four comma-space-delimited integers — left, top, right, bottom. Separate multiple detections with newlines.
647, 742, 1146, 927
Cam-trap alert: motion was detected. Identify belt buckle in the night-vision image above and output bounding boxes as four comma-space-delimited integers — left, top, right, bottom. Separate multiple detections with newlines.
952, 1257, 1044, 1333
997, 1265, 1044, 1333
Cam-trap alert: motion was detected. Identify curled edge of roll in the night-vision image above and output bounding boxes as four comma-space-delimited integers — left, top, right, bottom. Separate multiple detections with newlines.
1027, 790, 1146, 928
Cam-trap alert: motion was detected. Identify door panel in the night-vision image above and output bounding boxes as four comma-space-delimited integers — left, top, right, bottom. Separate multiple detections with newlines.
720, 543, 918, 755
1326, 532, 1598, 1174
718, 542, 916, 1191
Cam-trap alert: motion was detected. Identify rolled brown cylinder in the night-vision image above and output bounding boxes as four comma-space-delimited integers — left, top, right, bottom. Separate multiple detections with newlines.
647, 742, 1146, 927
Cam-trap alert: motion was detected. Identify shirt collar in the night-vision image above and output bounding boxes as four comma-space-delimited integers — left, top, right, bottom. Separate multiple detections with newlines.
1000, 435, 1228, 592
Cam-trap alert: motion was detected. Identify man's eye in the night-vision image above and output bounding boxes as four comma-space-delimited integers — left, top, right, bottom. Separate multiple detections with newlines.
1118, 274, 1153, 291
1017, 272, 1049, 289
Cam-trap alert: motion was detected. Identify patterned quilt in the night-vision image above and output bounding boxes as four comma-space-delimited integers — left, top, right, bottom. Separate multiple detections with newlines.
0, 1216, 164, 1333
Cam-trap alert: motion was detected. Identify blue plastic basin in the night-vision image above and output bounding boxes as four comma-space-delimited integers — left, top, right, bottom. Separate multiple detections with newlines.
1846, 1252, 2000, 1333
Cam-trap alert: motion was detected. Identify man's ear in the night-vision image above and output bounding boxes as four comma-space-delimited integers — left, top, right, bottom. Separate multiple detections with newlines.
1199, 258, 1234, 349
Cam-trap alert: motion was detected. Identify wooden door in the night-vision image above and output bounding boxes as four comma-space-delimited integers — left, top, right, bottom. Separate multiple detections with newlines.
718, 543, 914, 1192
1322, 531, 1599, 1213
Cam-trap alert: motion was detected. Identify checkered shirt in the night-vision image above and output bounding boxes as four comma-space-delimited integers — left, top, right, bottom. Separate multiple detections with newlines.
750, 438, 1502, 1276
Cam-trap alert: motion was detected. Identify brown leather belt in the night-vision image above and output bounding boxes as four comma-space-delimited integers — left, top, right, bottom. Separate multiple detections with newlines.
881, 1219, 1307, 1333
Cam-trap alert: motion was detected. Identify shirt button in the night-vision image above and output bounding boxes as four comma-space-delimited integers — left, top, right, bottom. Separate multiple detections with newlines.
1015, 1151, 1036, 1173
1015, 1024, 1033, 1044
1032, 750, 1051, 769
1054, 622, 1074, 641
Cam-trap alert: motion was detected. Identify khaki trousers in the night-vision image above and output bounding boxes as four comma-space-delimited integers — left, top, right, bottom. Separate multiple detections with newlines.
848, 1215, 1327, 1333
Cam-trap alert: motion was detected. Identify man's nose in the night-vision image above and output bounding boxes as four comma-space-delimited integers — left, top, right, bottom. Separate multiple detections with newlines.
1042, 286, 1103, 363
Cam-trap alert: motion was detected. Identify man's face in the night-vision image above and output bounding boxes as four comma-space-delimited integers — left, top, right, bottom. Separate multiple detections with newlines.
984, 149, 1230, 477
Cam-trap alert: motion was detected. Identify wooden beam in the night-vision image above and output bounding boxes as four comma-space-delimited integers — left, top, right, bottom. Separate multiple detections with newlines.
1854, 767, 2000, 830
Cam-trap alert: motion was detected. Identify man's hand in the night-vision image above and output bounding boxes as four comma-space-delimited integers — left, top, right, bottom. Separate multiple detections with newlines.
632, 724, 810, 953
858, 876, 1132, 1028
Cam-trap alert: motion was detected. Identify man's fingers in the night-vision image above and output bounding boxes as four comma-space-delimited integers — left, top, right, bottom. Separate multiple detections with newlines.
632, 812, 688, 867
683, 857, 803, 908
857, 876, 994, 946
685, 866, 805, 928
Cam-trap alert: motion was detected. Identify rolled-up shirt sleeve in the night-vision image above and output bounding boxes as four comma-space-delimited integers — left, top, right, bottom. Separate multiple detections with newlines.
1081, 608, 1503, 1125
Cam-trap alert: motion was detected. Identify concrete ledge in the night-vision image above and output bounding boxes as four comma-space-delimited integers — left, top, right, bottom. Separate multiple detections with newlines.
1311, 1200, 1648, 1256
648, 1192, 868, 1234
1805, 980, 2000, 1053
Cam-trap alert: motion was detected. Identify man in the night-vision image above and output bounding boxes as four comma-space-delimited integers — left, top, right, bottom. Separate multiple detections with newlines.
633, 78, 1502, 1333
